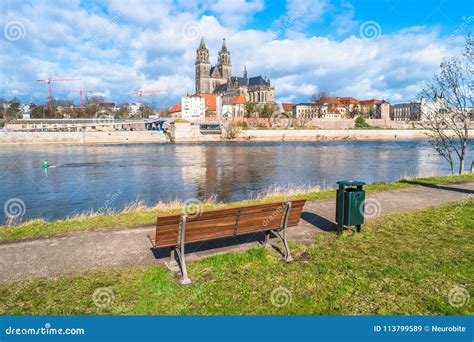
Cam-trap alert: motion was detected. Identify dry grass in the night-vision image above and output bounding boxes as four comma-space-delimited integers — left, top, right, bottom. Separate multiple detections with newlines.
1, 173, 473, 243
259, 184, 321, 199
1, 199, 472, 315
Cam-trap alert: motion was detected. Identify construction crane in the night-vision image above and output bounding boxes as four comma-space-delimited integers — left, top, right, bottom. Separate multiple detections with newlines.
63, 88, 96, 110
36, 78, 81, 107
129, 89, 167, 109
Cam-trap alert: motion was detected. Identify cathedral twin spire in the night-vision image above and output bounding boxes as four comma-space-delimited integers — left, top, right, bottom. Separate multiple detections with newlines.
198, 37, 207, 50
196, 37, 209, 63
195, 37, 232, 94
220, 38, 228, 52
196, 38, 230, 66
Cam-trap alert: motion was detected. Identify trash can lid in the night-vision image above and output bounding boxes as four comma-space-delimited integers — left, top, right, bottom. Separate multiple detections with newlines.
336, 180, 366, 186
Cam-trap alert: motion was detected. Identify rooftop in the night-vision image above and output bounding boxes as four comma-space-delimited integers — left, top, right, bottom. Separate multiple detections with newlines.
170, 103, 182, 113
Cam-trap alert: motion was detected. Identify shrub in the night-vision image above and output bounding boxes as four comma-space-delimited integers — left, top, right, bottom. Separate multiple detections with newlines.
222, 122, 241, 139
355, 115, 370, 128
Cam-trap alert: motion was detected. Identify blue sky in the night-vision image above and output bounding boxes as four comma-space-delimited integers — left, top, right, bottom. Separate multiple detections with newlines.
0, 0, 472, 107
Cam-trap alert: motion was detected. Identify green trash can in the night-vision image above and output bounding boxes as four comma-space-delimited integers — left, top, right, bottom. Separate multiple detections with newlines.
335, 180, 366, 234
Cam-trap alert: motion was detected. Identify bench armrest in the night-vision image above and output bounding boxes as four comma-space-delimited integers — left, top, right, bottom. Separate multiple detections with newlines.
147, 234, 156, 248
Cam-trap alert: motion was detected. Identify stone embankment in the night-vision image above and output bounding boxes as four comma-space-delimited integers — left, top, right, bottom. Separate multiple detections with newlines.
1, 123, 473, 145
0, 130, 168, 145
171, 123, 474, 142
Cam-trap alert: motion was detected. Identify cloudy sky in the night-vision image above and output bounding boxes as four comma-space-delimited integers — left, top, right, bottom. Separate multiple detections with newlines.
0, 0, 472, 107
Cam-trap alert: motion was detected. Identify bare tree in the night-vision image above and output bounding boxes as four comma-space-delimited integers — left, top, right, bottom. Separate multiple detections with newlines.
222, 121, 241, 140
342, 103, 361, 119
421, 35, 473, 174
310, 91, 328, 118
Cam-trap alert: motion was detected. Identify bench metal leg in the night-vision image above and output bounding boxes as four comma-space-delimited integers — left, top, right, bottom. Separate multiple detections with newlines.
167, 247, 178, 267
177, 216, 192, 285
263, 231, 270, 246
271, 202, 293, 263
271, 230, 293, 262
175, 247, 192, 285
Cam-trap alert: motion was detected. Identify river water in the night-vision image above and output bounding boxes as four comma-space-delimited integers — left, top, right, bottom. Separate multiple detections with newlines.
0, 140, 471, 222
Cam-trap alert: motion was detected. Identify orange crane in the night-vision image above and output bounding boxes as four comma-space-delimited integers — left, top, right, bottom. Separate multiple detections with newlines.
36, 78, 81, 107
63, 88, 96, 110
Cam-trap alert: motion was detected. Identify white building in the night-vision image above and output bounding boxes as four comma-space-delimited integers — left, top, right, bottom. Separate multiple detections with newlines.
293, 103, 318, 119
392, 101, 422, 121
217, 95, 246, 118
323, 112, 344, 119
129, 103, 141, 117
392, 98, 442, 122
21, 104, 31, 119
181, 95, 205, 121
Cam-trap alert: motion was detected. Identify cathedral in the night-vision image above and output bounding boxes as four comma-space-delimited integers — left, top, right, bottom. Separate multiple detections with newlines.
195, 38, 275, 103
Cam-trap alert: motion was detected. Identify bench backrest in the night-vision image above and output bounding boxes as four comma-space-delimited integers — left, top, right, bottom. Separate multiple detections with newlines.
152, 199, 306, 248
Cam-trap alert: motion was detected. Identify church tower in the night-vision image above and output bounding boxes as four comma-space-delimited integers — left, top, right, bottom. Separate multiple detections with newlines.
217, 38, 232, 82
195, 38, 211, 94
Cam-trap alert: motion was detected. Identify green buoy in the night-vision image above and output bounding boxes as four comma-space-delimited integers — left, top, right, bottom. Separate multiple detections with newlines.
42, 159, 49, 169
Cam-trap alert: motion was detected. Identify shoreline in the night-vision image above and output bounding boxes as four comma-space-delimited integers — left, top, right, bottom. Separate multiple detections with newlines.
1, 173, 473, 243
2, 128, 473, 145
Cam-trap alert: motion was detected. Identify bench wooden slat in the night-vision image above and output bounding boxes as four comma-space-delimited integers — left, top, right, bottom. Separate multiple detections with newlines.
184, 211, 239, 230
149, 199, 307, 284
152, 215, 180, 248
154, 199, 305, 221
184, 219, 236, 233
237, 215, 283, 231
149, 200, 306, 249
147, 235, 178, 248
184, 220, 236, 233
185, 226, 236, 242
155, 214, 181, 225
181, 208, 240, 222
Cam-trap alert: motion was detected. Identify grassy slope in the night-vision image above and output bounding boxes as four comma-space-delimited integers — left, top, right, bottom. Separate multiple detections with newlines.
0, 199, 472, 315
1, 173, 473, 243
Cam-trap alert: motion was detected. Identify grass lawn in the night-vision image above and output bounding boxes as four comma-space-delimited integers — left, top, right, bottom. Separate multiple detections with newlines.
1, 198, 472, 315
1, 173, 473, 243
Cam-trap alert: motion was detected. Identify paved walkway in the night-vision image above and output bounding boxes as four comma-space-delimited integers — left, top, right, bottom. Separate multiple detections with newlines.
0, 182, 472, 283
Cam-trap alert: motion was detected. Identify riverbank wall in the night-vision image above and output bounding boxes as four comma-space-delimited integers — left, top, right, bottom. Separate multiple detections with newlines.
217, 117, 419, 129
171, 123, 474, 142
1, 125, 473, 145
238, 129, 445, 141
0, 131, 168, 145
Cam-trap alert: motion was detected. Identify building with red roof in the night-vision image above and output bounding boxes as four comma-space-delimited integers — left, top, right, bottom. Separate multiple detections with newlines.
169, 103, 181, 115
293, 95, 387, 119
200, 94, 217, 113
217, 95, 247, 118
281, 103, 295, 112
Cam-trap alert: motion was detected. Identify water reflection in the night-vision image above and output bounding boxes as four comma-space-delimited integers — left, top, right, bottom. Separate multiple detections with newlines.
0, 140, 471, 222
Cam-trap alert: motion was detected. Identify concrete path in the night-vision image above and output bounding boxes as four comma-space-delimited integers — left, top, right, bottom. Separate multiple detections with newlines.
0, 182, 472, 284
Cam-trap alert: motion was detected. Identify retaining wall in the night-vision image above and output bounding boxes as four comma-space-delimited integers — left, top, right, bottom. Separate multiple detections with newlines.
0, 131, 168, 145
2, 125, 473, 144
171, 123, 474, 142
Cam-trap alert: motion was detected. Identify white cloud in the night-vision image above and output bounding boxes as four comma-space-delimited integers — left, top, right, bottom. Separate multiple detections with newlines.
331, 1, 358, 36
285, 0, 328, 24
273, 0, 329, 38
0, 0, 466, 107
210, 0, 264, 28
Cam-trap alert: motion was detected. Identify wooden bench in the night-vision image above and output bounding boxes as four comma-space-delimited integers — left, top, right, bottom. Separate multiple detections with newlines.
147, 199, 306, 284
